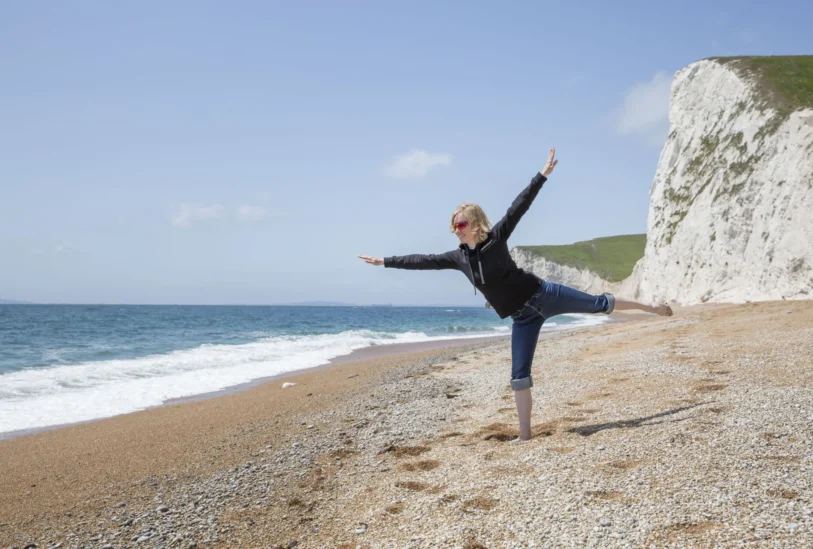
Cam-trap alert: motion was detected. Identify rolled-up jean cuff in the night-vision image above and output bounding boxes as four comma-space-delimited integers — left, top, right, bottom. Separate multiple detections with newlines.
511, 376, 533, 391
603, 293, 615, 315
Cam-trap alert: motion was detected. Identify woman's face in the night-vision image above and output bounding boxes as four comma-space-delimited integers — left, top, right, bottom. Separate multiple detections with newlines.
453, 213, 473, 244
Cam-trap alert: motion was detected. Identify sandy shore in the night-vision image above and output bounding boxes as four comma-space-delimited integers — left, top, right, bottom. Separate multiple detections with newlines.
1, 301, 811, 548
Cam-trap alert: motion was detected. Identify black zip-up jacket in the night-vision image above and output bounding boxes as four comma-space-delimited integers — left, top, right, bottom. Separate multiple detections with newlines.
384, 172, 547, 319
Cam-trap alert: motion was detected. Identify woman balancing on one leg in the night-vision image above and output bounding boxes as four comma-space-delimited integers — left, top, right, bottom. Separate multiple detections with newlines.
358, 147, 673, 441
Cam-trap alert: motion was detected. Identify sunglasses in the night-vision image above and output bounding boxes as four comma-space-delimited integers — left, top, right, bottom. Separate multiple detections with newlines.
452, 221, 469, 230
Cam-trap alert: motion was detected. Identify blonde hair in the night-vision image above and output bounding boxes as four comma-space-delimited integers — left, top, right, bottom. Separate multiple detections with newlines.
450, 203, 491, 244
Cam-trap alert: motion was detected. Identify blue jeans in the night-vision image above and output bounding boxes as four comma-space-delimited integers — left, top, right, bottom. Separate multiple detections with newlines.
510, 280, 615, 390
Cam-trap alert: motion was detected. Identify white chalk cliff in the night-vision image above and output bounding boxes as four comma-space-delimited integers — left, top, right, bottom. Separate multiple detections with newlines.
633, 57, 813, 304
514, 57, 813, 305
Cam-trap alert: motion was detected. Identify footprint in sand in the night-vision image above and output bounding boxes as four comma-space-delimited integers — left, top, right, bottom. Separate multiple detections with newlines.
462, 496, 498, 512
658, 521, 720, 541
692, 383, 727, 393
399, 460, 442, 472
585, 490, 625, 502
478, 422, 555, 441
393, 446, 431, 457
767, 488, 799, 499
395, 481, 429, 491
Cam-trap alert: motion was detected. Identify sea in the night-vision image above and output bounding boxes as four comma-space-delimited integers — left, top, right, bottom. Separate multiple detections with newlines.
0, 304, 609, 437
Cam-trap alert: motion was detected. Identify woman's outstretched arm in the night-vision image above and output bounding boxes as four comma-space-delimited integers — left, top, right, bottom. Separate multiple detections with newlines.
491, 147, 559, 240
358, 251, 459, 270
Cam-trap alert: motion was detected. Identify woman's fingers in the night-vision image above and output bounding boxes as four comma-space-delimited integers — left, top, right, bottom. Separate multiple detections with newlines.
357, 255, 382, 265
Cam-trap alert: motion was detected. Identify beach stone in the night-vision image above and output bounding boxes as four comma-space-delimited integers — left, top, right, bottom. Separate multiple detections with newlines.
157, 505, 169, 512
282, 382, 296, 388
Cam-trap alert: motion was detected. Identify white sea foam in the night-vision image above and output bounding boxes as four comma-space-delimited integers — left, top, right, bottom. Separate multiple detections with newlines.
0, 316, 607, 435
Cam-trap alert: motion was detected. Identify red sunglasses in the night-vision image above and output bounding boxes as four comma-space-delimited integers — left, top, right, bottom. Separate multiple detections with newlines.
452, 221, 469, 230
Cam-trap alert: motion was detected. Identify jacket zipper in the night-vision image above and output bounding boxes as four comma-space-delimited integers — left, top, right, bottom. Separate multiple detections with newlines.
466, 248, 486, 295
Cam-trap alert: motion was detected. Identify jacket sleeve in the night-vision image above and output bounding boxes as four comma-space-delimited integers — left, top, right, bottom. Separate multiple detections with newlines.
491, 172, 547, 240
384, 250, 459, 270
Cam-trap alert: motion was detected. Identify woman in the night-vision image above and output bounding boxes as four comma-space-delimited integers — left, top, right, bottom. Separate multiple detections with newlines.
358, 147, 672, 441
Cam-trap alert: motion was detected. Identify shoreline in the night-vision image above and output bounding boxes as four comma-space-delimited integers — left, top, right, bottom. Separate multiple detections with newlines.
1, 315, 621, 443
0, 333, 509, 443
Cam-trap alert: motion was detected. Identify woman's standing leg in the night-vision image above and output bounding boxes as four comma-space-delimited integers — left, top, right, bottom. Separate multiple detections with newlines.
510, 307, 545, 441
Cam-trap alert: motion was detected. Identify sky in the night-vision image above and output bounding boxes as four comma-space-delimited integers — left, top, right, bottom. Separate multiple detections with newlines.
2, 1, 812, 305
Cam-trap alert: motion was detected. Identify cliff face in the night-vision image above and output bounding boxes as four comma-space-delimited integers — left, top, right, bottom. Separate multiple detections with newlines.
511, 248, 619, 295
632, 57, 813, 304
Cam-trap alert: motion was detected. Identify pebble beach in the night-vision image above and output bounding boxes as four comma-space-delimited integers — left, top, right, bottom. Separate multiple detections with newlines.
2, 300, 812, 548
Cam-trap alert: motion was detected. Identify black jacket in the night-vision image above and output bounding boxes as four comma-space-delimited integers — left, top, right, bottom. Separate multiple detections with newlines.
384, 172, 547, 319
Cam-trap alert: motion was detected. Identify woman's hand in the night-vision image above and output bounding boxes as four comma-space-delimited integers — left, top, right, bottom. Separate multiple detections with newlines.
358, 255, 384, 266
541, 147, 558, 177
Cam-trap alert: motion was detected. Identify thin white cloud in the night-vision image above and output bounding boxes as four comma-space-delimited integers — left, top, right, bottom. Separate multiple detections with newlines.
237, 205, 268, 222
172, 203, 225, 228
385, 149, 452, 179
615, 71, 673, 147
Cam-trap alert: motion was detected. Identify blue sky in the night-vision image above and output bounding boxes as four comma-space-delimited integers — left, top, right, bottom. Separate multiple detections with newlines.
2, 1, 811, 305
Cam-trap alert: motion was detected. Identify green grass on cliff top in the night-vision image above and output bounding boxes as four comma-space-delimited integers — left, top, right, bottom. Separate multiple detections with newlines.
516, 234, 646, 283
709, 55, 813, 112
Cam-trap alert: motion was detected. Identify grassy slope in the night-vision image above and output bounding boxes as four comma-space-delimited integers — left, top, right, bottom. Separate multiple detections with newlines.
515, 234, 646, 283
710, 55, 813, 113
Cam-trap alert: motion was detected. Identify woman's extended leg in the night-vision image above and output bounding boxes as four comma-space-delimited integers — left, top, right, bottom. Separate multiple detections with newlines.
537, 281, 672, 319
